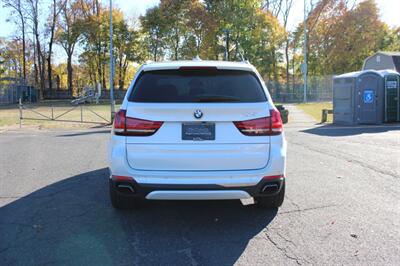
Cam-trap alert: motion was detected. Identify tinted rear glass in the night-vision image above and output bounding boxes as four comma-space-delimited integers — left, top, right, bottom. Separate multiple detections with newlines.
129, 69, 267, 103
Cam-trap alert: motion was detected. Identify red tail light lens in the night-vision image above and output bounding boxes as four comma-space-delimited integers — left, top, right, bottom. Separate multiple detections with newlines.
233, 117, 270, 136
113, 109, 127, 134
263, 174, 284, 180
125, 117, 163, 136
113, 109, 163, 136
179, 66, 217, 71
269, 109, 283, 135
233, 109, 283, 136
111, 175, 134, 182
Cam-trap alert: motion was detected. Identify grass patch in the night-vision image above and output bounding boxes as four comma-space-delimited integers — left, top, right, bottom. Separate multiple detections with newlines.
295, 102, 333, 122
0, 101, 120, 129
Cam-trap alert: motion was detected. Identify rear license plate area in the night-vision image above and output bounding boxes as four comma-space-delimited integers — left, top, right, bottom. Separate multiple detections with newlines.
182, 123, 215, 141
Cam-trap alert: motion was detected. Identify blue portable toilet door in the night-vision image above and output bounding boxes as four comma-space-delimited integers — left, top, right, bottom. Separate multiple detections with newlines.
356, 74, 379, 124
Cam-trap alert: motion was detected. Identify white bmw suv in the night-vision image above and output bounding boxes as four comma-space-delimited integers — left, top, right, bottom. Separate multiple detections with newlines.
108, 60, 286, 209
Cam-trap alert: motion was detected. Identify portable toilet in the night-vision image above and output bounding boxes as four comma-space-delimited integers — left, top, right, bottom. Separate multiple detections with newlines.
333, 70, 384, 125
377, 70, 400, 122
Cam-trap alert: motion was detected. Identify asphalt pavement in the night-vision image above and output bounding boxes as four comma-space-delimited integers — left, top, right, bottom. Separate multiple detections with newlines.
0, 107, 399, 265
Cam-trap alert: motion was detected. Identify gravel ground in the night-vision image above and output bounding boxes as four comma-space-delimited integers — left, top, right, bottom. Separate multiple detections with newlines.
0, 106, 399, 266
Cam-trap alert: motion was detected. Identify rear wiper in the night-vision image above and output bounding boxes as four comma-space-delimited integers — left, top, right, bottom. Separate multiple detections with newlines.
196, 95, 241, 102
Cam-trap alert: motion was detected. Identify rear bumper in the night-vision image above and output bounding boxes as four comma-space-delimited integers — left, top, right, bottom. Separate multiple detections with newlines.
108, 132, 287, 200
109, 176, 284, 200
108, 134, 287, 185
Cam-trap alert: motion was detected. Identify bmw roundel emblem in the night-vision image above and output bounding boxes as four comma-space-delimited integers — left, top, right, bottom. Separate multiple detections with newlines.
194, 109, 203, 119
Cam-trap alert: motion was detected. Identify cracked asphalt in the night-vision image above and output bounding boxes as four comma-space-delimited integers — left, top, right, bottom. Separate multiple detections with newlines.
0, 106, 399, 265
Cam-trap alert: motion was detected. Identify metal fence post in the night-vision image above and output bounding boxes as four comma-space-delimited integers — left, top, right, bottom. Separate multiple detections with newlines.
19, 98, 22, 128
80, 105, 83, 122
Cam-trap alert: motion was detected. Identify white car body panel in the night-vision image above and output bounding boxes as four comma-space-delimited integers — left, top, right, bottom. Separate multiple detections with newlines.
125, 102, 270, 123
126, 143, 269, 171
108, 60, 286, 200
109, 133, 286, 186
140, 60, 256, 72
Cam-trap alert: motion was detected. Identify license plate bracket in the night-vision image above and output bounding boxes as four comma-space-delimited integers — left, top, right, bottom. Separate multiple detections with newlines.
182, 122, 215, 141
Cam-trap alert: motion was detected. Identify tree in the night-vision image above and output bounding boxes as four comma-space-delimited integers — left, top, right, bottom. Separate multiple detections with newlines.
183, 0, 216, 58
46, 0, 65, 92
113, 11, 144, 89
2, 0, 27, 81
381, 26, 400, 51
0, 38, 24, 79
307, 0, 343, 75
56, 0, 82, 95
303, 0, 385, 75
262, 0, 283, 17
160, 0, 191, 60
140, 6, 166, 61
79, 0, 109, 89
281, 0, 294, 93
250, 8, 286, 81
1, 0, 394, 102
334, 0, 385, 72
27, 0, 46, 98
263, 0, 294, 96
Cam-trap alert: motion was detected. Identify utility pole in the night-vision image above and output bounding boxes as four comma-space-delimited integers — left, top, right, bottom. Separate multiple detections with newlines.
109, 0, 115, 120
303, 0, 308, 102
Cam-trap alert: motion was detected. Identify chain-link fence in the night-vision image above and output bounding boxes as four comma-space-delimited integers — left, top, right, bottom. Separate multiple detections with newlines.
1, 75, 333, 104
42, 88, 127, 100
0, 83, 37, 105
43, 89, 72, 99
266, 75, 333, 103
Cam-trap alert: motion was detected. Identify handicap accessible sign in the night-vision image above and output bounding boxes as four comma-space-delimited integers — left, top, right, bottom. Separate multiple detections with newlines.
363, 90, 374, 104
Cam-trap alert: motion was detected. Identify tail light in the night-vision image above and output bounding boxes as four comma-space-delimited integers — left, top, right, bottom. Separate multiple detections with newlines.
263, 174, 284, 180
269, 109, 283, 135
111, 175, 134, 182
179, 66, 217, 71
233, 109, 283, 136
113, 109, 163, 136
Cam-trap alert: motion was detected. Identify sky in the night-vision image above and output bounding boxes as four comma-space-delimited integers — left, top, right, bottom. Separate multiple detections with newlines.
0, 0, 399, 62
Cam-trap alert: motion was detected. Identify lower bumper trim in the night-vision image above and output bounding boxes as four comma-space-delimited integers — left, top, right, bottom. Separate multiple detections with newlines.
110, 177, 284, 199
145, 190, 252, 200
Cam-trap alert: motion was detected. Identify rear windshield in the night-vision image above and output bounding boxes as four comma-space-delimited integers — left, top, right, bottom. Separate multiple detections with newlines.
129, 69, 267, 103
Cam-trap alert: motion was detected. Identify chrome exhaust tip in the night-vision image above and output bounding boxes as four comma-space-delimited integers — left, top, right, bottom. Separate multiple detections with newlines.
261, 183, 279, 194
117, 184, 135, 193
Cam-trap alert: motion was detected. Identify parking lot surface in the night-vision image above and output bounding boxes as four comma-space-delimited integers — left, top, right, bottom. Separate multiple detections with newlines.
0, 106, 399, 265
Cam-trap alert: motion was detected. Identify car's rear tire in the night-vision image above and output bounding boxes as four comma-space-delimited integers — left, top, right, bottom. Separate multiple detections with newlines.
109, 181, 141, 209
255, 180, 285, 209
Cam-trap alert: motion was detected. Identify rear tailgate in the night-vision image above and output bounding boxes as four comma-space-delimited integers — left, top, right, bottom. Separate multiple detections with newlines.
124, 68, 271, 171
125, 103, 270, 171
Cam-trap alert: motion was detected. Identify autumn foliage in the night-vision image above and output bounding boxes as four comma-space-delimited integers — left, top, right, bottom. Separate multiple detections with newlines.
0, 0, 399, 98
